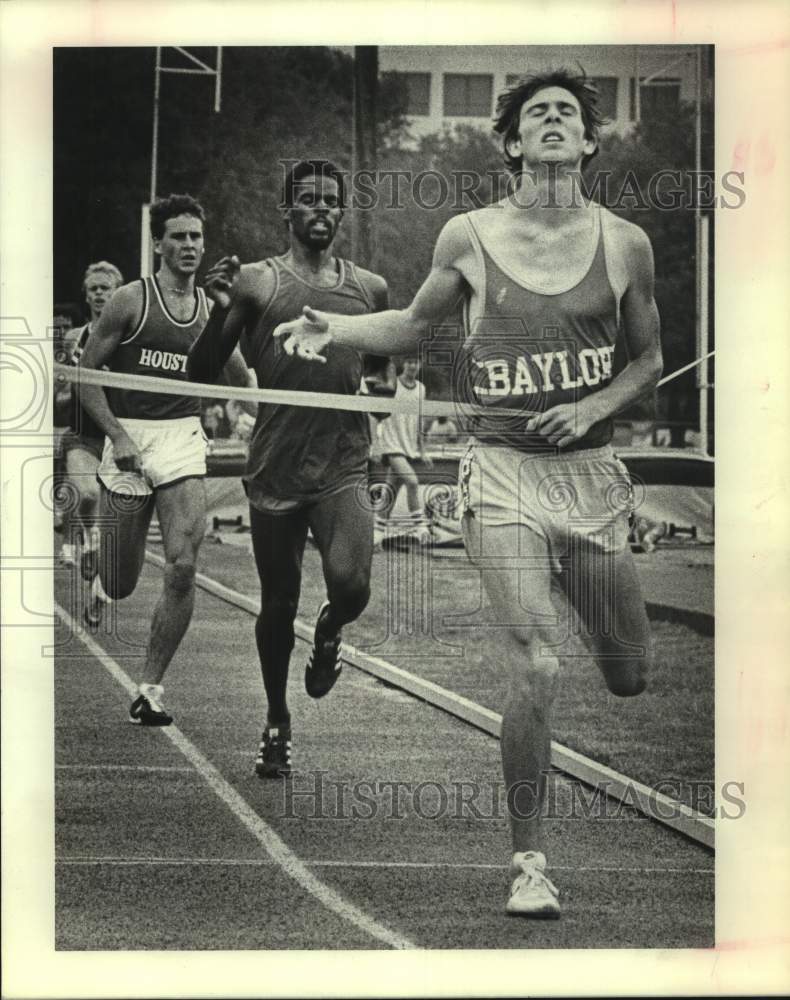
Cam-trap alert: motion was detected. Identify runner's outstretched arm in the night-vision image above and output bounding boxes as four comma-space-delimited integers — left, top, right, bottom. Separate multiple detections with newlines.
274, 217, 469, 361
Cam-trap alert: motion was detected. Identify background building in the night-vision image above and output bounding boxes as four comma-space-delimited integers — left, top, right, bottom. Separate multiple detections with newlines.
378, 44, 705, 140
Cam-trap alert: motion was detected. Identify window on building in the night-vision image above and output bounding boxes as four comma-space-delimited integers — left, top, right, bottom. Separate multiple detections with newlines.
590, 77, 618, 121
382, 71, 431, 117
443, 74, 493, 117
629, 77, 681, 122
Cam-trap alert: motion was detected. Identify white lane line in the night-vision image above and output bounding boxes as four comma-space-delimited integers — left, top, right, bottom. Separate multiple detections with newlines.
56, 856, 714, 875
55, 601, 415, 951
56, 764, 195, 773
150, 551, 715, 852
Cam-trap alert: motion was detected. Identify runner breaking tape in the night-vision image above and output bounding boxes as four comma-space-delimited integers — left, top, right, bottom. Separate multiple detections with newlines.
272, 72, 664, 920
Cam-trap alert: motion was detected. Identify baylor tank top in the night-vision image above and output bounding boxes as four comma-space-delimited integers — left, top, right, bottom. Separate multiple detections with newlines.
459, 205, 624, 453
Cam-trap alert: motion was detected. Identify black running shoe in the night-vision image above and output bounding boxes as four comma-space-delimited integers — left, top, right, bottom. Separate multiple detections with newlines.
255, 724, 292, 779
129, 685, 173, 726
80, 547, 99, 582
304, 600, 343, 699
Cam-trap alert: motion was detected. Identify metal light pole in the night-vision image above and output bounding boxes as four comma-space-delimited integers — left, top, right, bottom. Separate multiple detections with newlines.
149, 47, 163, 206
352, 46, 378, 269
145, 47, 222, 274
694, 45, 711, 457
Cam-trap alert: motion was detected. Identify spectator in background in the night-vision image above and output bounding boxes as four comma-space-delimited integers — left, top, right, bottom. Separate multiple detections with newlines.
226, 397, 256, 441
59, 262, 124, 576
426, 414, 460, 445
376, 357, 432, 537
53, 303, 81, 538
202, 400, 226, 439
53, 303, 80, 359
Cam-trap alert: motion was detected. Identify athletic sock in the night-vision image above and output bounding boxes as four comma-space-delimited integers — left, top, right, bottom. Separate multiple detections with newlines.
511, 850, 546, 870
138, 682, 164, 700
91, 576, 112, 604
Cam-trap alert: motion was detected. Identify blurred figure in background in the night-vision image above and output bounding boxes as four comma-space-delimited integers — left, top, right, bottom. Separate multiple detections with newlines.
376, 357, 432, 539
201, 399, 227, 439
226, 397, 256, 441
58, 262, 124, 575
426, 414, 460, 445
53, 303, 81, 540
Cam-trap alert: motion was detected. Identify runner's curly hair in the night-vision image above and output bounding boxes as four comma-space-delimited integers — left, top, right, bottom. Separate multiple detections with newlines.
149, 193, 205, 239
493, 67, 608, 173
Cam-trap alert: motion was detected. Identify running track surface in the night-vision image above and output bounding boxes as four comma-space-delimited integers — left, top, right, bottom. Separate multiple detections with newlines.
54, 553, 713, 951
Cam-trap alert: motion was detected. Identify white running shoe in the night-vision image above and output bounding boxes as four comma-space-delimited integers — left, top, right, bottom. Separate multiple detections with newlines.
60, 542, 76, 566
506, 851, 561, 918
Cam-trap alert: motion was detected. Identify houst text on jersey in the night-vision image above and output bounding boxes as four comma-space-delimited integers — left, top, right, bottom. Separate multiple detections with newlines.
471, 345, 615, 397
137, 347, 189, 374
